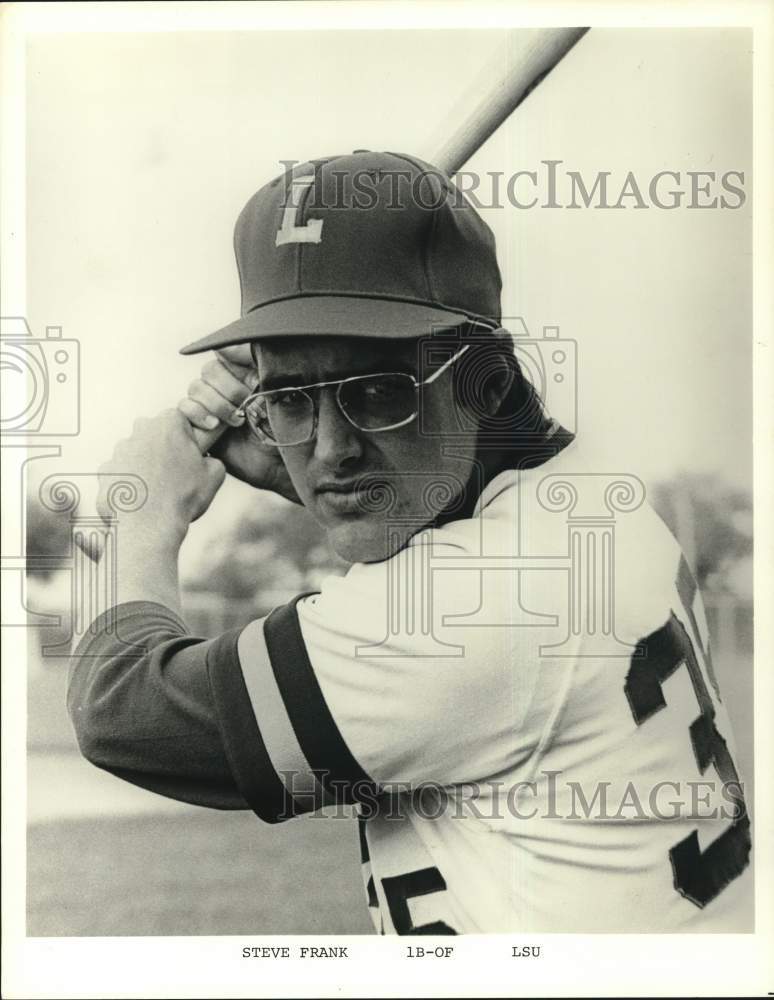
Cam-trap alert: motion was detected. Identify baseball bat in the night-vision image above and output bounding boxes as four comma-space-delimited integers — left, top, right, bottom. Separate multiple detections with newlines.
84, 26, 589, 561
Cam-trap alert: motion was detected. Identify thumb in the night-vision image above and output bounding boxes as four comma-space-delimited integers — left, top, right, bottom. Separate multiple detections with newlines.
191, 456, 226, 523
205, 456, 227, 493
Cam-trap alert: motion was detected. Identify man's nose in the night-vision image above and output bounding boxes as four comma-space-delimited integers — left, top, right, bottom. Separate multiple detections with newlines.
313, 389, 364, 467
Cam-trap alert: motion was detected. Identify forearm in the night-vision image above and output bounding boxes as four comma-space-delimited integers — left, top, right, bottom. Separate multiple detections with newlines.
91, 407, 226, 620
114, 528, 184, 616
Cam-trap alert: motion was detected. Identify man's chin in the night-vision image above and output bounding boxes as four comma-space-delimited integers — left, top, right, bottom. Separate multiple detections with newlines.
325, 518, 416, 565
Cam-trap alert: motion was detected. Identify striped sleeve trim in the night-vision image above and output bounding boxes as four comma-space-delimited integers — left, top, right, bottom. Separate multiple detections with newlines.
262, 596, 379, 804
237, 616, 336, 816
204, 627, 289, 824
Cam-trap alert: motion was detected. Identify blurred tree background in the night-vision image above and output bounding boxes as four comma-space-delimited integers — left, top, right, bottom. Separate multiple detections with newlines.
25, 468, 753, 659
650, 472, 753, 598
26, 469, 753, 597
181, 493, 349, 602
25, 495, 73, 579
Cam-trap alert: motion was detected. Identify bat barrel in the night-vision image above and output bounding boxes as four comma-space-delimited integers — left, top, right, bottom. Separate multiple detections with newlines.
433, 27, 589, 177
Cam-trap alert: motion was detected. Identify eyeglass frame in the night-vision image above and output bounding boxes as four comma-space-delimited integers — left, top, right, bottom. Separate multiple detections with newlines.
239, 343, 471, 447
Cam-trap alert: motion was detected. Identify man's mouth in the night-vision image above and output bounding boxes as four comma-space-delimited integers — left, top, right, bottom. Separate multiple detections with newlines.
315, 479, 373, 516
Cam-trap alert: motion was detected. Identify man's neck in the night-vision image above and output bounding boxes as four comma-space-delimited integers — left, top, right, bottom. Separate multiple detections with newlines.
433, 424, 575, 528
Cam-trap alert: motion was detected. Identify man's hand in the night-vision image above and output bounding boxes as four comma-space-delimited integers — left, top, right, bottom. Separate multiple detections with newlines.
97, 409, 226, 554
177, 345, 301, 504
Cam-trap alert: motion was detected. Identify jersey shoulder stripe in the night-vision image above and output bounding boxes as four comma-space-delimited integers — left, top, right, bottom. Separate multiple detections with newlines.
204, 626, 288, 822
264, 597, 377, 799
237, 613, 333, 816
231, 597, 379, 822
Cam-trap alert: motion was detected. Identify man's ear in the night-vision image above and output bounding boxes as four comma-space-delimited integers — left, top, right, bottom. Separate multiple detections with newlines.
459, 350, 517, 420
482, 360, 516, 418
454, 329, 520, 422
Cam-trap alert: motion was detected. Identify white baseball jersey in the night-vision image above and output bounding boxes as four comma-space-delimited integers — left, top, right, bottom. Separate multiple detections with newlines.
229, 438, 752, 933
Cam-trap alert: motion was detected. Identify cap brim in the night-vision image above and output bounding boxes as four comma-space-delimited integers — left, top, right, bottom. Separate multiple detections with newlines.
179, 296, 474, 355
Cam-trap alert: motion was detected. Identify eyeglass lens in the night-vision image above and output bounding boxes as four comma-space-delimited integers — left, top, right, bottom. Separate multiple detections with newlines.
245, 372, 418, 444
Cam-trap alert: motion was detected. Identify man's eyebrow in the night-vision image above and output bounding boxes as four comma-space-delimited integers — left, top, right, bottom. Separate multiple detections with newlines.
259, 374, 305, 391
259, 362, 415, 391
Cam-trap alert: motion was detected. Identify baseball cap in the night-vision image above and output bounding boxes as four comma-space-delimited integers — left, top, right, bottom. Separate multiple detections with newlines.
180, 151, 502, 355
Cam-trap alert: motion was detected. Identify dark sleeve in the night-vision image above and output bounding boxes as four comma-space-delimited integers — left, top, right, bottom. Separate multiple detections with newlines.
67, 601, 260, 811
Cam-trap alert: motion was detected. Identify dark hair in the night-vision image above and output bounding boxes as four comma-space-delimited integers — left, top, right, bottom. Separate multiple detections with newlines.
436, 325, 554, 439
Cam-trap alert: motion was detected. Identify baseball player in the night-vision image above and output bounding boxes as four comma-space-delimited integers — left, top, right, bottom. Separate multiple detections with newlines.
68, 152, 751, 933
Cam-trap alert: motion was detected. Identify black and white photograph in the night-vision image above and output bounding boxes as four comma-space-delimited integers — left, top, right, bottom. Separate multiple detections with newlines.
1, 2, 771, 997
